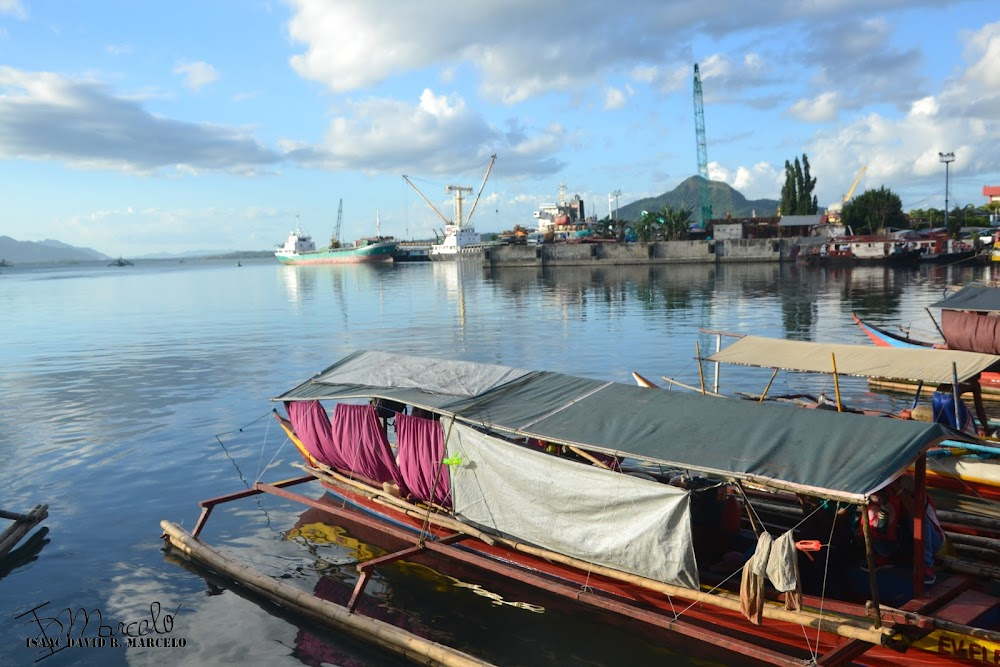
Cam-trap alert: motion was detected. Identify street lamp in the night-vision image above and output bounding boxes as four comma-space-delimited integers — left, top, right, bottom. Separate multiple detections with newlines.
939, 152, 955, 230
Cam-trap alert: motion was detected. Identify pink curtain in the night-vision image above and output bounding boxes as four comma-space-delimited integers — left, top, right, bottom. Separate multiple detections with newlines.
285, 401, 350, 470
286, 401, 405, 490
396, 413, 451, 507
330, 403, 406, 490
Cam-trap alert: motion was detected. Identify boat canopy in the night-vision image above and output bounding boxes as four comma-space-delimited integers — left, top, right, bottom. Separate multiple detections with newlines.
707, 335, 1000, 384
274, 350, 965, 502
931, 283, 1000, 312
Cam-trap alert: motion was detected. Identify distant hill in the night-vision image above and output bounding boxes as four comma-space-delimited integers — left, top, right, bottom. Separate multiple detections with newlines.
616, 176, 779, 222
0, 236, 109, 263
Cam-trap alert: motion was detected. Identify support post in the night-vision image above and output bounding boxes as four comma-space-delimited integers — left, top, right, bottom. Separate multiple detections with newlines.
860, 500, 883, 628
913, 453, 927, 597
696, 341, 706, 395
713, 332, 721, 394
831, 353, 843, 412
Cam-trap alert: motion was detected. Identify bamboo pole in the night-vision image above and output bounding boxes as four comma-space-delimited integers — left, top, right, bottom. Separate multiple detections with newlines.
567, 445, 611, 469
160, 522, 494, 667
877, 601, 1000, 644
713, 332, 721, 394
660, 377, 726, 398
831, 353, 843, 412
759, 368, 779, 403
301, 465, 497, 546
0, 504, 47, 559
696, 341, 706, 395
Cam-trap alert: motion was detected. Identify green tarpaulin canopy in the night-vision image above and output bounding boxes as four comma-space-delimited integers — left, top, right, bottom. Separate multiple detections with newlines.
931, 283, 1000, 312
274, 350, 962, 502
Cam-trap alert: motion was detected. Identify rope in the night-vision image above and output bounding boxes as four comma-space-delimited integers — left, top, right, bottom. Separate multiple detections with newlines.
213, 411, 275, 490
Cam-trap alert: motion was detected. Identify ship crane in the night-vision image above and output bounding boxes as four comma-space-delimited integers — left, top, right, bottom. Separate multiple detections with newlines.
445, 185, 473, 229
331, 198, 343, 248
403, 154, 498, 230
825, 165, 867, 223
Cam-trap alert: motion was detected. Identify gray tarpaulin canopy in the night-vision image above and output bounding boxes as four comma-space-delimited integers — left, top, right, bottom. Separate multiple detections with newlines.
931, 283, 1000, 312
274, 350, 963, 502
707, 335, 1000, 384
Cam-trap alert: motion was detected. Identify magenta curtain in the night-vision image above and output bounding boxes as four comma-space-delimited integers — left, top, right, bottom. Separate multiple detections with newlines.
329, 403, 406, 489
285, 400, 351, 470
396, 413, 451, 507
286, 401, 405, 490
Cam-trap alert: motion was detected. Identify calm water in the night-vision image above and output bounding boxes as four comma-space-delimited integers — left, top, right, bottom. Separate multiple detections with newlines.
0, 257, 993, 666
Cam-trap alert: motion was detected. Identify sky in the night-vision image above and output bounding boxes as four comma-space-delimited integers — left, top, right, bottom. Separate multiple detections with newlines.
1, 0, 999, 256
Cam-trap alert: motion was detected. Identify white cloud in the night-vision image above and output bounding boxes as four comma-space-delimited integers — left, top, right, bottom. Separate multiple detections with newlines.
789, 91, 841, 122
0, 0, 26, 19
709, 161, 782, 200
604, 87, 627, 110
173, 61, 219, 91
961, 21, 1000, 91
105, 44, 133, 56
0, 67, 279, 174
282, 88, 564, 177
804, 20, 1000, 207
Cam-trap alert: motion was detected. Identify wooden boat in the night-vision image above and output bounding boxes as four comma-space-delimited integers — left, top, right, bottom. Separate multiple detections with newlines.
853, 284, 1000, 397
694, 334, 1000, 505
796, 236, 923, 266
167, 351, 1000, 666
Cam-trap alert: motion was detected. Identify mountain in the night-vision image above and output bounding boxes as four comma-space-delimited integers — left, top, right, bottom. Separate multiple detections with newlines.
0, 236, 110, 263
615, 176, 779, 222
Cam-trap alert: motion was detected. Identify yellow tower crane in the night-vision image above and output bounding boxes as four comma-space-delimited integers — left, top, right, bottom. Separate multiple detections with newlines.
826, 165, 867, 223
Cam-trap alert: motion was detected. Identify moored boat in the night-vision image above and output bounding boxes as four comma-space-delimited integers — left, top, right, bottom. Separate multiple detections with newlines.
852, 283, 1000, 396
404, 155, 496, 262
167, 350, 1000, 666
695, 334, 1000, 508
275, 213, 396, 265
796, 236, 923, 266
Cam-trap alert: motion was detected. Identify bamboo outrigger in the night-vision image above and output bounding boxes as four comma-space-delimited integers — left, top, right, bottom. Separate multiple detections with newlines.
165, 350, 1000, 666
0, 504, 48, 560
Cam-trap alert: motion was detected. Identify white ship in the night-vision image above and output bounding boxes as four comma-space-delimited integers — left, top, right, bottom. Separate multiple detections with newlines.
404, 155, 496, 262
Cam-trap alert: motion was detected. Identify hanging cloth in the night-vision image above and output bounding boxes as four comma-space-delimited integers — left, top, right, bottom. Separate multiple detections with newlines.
396, 412, 451, 507
740, 532, 773, 625
766, 530, 802, 611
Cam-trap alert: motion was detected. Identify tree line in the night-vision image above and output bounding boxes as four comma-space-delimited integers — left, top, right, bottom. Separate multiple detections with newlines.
596, 152, 997, 238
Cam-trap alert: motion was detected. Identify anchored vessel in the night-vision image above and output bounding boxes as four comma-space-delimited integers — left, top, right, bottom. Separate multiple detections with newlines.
275, 209, 396, 265
404, 155, 496, 261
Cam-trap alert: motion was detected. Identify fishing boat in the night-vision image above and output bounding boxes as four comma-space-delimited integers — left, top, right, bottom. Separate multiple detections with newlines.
107, 256, 134, 267
912, 232, 978, 264
796, 236, 923, 266
404, 155, 496, 262
853, 283, 1000, 396
275, 208, 396, 266
689, 334, 1000, 503
164, 350, 1000, 666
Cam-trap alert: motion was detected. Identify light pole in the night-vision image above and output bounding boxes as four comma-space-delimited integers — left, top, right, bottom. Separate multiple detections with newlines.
939, 152, 955, 230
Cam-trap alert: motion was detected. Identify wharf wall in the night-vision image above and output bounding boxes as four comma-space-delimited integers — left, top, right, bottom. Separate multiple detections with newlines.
483, 238, 798, 268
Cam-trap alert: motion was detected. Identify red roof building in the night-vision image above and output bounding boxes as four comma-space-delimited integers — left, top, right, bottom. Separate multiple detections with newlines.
985, 185, 1000, 203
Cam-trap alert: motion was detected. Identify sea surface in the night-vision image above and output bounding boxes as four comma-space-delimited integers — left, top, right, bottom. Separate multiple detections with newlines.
0, 256, 994, 667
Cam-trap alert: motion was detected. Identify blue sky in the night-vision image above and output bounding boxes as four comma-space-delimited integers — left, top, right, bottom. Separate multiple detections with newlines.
1, 0, 998, 256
